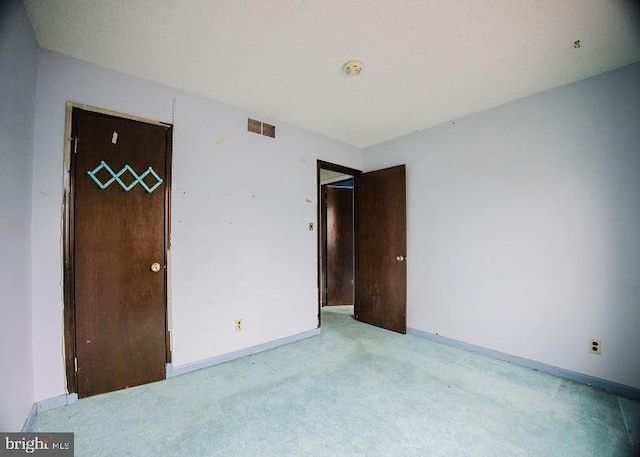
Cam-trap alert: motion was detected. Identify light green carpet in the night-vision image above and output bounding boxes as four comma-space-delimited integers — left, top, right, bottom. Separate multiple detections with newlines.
29, 306, 640, 456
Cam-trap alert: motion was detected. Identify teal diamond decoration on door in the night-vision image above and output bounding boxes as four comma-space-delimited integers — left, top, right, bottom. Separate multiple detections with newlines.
88, 161, 163, 193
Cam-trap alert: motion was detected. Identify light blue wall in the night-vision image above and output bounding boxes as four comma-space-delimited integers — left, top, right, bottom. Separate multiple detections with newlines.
364, 63, 640, 389
0, 0, 38, 431
30, 50, 362, 401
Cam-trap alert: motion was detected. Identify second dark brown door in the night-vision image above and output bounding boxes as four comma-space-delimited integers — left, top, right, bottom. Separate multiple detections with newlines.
355, 165, 407, 333
71, 108, 170, 398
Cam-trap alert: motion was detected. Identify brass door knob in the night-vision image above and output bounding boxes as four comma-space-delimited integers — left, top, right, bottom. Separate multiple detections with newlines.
150, 263, 162, 272
396, 255, 405, 262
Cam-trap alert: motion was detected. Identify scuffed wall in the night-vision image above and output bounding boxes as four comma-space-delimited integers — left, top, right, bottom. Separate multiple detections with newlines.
31, 50, 362, 401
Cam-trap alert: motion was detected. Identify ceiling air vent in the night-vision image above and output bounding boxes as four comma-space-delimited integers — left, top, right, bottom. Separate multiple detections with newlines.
247, 118, 275, 138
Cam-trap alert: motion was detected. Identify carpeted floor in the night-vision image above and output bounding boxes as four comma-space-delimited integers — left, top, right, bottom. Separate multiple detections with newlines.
29, 306, 640, 456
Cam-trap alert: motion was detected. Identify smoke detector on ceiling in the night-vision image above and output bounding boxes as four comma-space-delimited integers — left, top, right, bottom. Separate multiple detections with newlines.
343, 60, 364, 76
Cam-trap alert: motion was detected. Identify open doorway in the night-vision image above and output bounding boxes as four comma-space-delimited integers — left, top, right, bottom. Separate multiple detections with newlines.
317, 160, 407, 333
317, 161, 361, 326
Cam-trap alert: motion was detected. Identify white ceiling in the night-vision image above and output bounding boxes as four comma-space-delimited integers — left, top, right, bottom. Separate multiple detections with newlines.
23, 0, 640, 148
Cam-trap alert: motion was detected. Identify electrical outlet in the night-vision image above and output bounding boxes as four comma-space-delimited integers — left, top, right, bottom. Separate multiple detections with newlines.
235, 319, 243, 332
589, 339, 601, 355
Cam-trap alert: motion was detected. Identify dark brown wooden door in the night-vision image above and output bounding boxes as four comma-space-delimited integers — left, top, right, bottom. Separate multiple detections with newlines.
354, 165, 407, 333
71, 108, 170, 398
326, 186, 354, 306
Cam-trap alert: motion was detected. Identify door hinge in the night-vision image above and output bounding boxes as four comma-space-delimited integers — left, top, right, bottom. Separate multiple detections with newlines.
69, 137, 79, 154
74, 356, 78, 372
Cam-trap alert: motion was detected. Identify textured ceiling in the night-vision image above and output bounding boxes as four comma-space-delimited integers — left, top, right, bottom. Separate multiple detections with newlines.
23, 0, 640, 148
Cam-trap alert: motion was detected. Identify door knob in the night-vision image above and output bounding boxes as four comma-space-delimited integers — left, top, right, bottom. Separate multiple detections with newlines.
150, 262, 162, 272
396, 255, 405, 262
